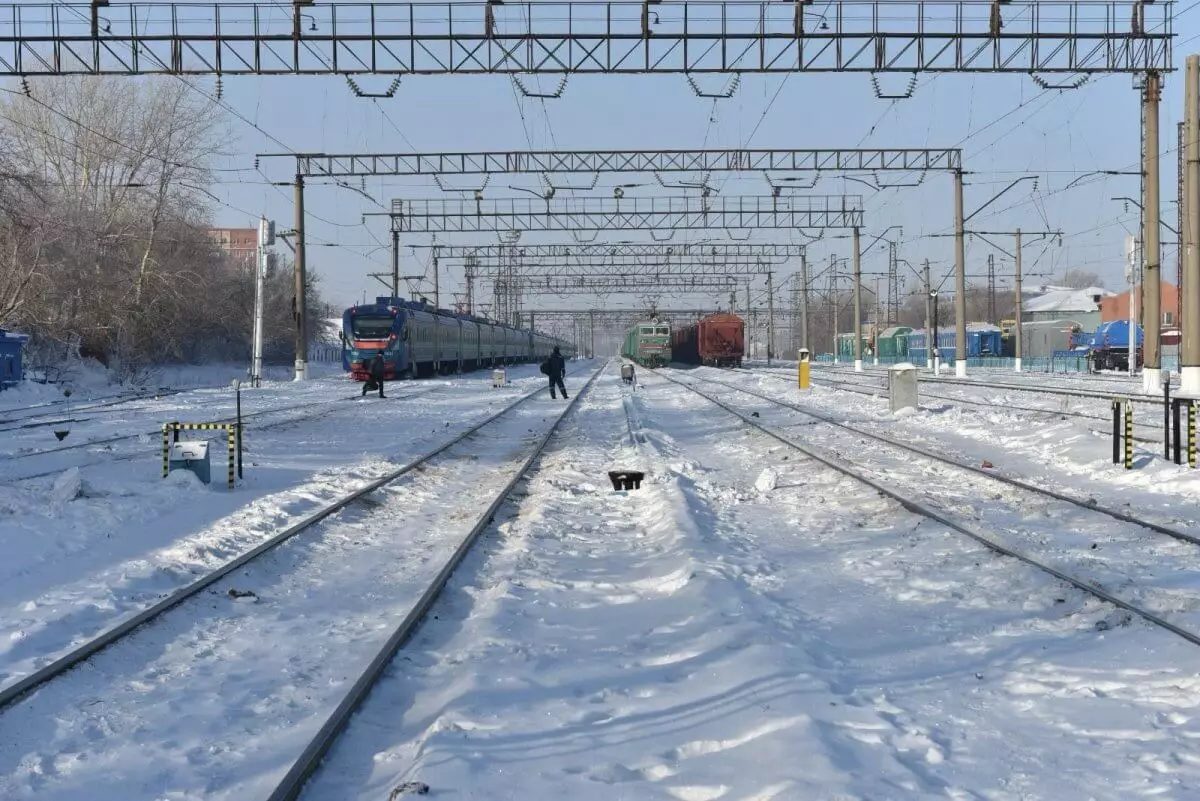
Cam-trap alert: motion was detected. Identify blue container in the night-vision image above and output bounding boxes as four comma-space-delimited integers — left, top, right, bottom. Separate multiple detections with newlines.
0, 327, 28, 388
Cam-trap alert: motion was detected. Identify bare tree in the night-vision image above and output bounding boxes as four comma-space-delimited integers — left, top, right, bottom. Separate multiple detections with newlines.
1057, 269, 1105, 289
0, 77, 335, 382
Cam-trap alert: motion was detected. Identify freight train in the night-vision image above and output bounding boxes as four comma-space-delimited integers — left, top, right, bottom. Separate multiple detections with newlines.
622, 319, 672, 368
341, 297, 575, 380
670, 312, 744, 367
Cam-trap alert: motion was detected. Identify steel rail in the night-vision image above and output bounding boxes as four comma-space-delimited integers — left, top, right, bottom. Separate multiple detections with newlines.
779, 364, 1174, 412
737, 367, 1166, 444
654, 370, 1200, 648
263, 363, 606, 801
0, 366, 593, 713
699, 371, 1200, 545
920, 373, 1166, 406
4, 386, 436, 465
0, 386, 195, 429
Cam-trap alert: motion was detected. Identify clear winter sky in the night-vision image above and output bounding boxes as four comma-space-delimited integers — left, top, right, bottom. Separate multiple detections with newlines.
180, 0, 1200, 316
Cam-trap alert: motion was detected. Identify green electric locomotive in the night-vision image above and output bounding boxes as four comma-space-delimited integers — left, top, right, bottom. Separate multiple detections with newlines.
622, 319, 672, 368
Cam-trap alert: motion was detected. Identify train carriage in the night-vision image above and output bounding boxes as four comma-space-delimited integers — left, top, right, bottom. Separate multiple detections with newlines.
342, 297, 574, 380
671, 312, 744, 367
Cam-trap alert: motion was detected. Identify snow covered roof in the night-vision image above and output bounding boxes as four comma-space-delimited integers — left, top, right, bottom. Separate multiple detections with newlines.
1022, 318, 1083, 330
0, 326, 28, 342
965, 322, 1002, 332
1023, 286, 1111, 314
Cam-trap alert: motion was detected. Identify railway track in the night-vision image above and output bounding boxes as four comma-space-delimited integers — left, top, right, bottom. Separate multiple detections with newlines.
0, 363, 603, 801
653, 369, 1200, 649
0, 386, 196, 431
820, 366, 1170, 406
737, 367, 1167, 445
0, 385, 443, 484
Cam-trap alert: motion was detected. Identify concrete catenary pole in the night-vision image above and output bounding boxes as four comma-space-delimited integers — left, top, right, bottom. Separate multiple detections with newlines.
767, 270, 775, 366
923, 259, 933, 369
831, 255, 839, 364
800, 250, 810, 352
1014, 229, 1024, 372
1128, 234, 1140, 377
953, 170, 968, 377
390, 229, 400, 299
433, 255, 441, 373
873, 276, 881, 366
853, 226, 863, 371
1183, 56, 1200, 394
251, 216, 269, 388
1143, 70, 1163, 392
293, 173, 308, 381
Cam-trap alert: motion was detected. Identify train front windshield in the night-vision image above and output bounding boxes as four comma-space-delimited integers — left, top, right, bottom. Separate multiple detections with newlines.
350, 315, 393, 339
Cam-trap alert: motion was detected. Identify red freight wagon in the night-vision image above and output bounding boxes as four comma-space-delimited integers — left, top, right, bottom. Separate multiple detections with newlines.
671, 312, 745, 367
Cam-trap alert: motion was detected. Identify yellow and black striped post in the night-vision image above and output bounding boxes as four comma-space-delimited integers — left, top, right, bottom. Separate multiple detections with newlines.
1112, 399, 1121, 464
161, 423, 170, 478
1189, 402, 1197, 469
1124, 403, 1134, 470
798, 348, 811, 390
160, 422, 238, 488
227, 426, 236, 489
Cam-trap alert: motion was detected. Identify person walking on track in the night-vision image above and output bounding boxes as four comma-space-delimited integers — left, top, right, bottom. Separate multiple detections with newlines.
363, 352, 386, 398
544, 346, 568, 399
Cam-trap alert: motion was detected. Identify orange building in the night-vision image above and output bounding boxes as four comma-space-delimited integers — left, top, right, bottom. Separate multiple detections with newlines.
1098, 280, 1179, 327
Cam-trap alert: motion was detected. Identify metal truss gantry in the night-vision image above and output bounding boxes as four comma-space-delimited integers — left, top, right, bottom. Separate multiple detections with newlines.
429, 242, 808, 264
288, 149, 963, 177
285, 147, 963, 374
482, 274, 748, 295
458, 260, 777, 278
0, 1, 1170, 76
390, 195, 863, 233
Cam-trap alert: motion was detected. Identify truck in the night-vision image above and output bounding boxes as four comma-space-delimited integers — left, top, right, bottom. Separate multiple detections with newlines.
1086, 320, 1143, 372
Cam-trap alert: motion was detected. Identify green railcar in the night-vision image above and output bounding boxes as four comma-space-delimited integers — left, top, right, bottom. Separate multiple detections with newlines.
622, 320, 672, 367
876, 326, 913, 360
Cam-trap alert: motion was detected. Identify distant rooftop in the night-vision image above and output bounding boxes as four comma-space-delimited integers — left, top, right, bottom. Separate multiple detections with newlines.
1024, 286, 1112, 314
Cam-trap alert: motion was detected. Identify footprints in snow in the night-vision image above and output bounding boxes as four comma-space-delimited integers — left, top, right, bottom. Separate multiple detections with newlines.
564, 715, 806, 799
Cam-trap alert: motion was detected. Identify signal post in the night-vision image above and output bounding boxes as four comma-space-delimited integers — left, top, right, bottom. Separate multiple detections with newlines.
798, 348, 811, 390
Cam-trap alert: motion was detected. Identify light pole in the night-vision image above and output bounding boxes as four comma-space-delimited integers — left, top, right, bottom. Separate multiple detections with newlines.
930, 289, 941, 375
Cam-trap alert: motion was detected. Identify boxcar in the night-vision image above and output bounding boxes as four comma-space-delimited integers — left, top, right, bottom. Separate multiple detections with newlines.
672, 312, 744, 367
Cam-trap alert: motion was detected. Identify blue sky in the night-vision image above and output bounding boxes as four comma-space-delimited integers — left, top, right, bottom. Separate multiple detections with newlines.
183, 1, 1200, 322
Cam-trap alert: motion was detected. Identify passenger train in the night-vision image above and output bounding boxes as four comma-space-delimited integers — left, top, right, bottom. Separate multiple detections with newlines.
342, 297, 575, 380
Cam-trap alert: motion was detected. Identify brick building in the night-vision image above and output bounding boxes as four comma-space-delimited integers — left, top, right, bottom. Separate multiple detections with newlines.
1098, 280, 1179, 327
207, 228, 258, 272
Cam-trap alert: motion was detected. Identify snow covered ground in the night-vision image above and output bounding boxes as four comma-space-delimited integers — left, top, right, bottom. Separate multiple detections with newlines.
302, 365, 1200, 800
763, 363, 1170, 432
4, 359, 1200, 800
0, 362, 589, 695
0, 361, 336, 415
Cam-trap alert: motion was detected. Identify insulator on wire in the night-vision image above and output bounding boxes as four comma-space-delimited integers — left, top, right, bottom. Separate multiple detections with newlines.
870, 73, 917, 100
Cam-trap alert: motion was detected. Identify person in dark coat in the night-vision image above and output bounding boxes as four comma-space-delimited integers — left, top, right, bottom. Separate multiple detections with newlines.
363, 353, 386, 398
545, 346, 567, 399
